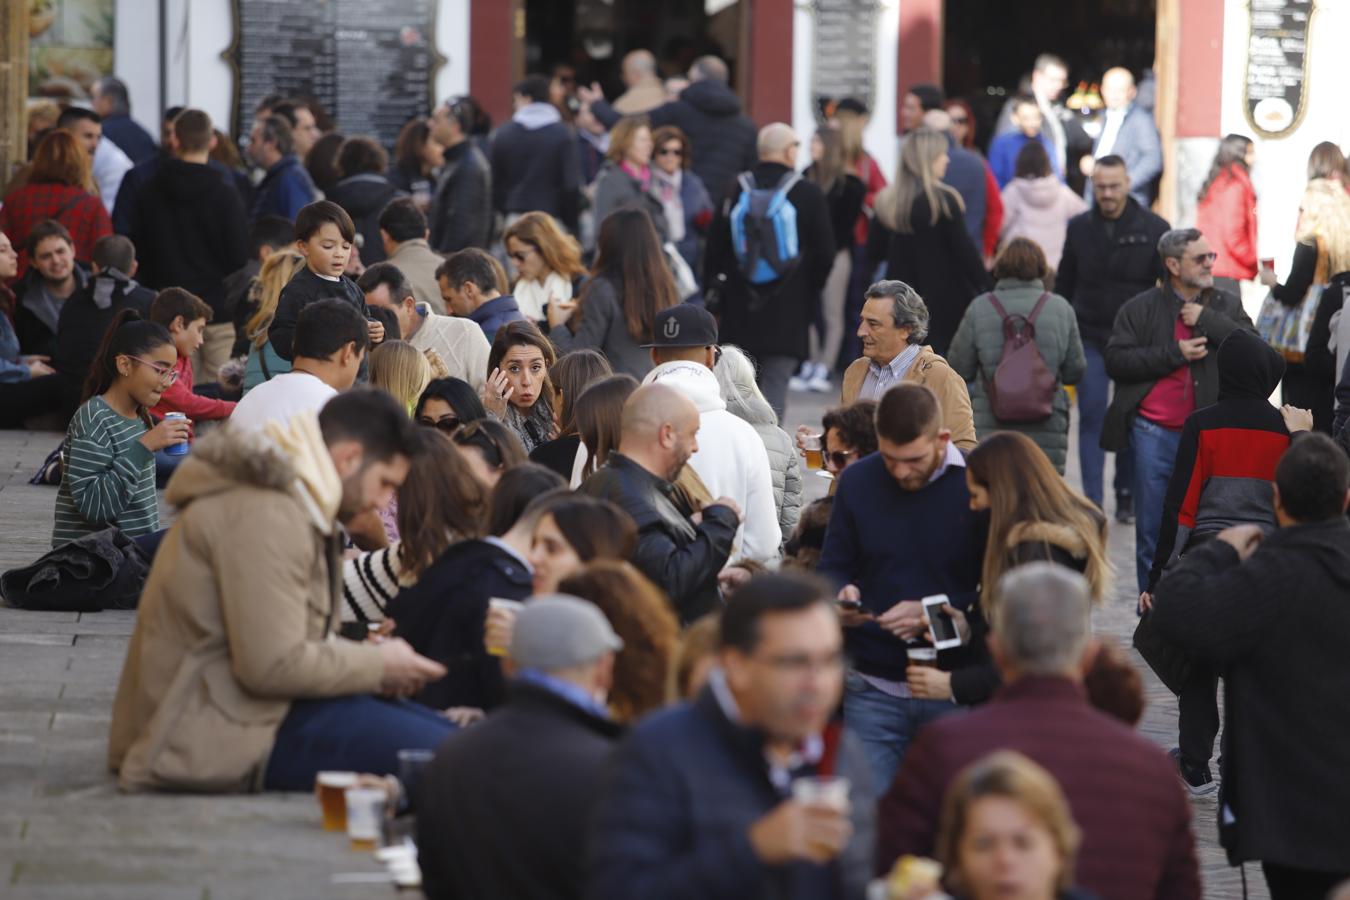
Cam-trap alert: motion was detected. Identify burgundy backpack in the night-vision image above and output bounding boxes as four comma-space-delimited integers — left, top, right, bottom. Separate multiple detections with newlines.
983, 292, 1056, 423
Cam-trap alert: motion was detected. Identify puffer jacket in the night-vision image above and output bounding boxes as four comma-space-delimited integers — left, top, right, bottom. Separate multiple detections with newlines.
749, 421, 802, 550
998, 175, 1087, 269
947, 278, 1087, 472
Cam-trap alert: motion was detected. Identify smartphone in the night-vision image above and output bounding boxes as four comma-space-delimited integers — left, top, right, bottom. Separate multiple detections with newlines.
922, 594, 962, 650
837, 597, 863, 611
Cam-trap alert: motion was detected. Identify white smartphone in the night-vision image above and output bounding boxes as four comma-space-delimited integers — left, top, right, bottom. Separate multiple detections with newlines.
922, 594, 962, 650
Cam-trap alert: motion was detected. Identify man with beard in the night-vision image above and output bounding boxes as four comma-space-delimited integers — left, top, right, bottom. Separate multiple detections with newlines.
580, 383, 741, 623
818, 383, 988, 789
109, 388, 451, 792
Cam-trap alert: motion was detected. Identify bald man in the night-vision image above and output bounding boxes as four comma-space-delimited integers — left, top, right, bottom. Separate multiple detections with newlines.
1082, 67, 1162, 206
613, 50, 666, 115
580, 384, 741, 622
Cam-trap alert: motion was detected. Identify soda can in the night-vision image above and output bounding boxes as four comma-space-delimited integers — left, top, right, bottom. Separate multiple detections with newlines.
163, 412, 190, 457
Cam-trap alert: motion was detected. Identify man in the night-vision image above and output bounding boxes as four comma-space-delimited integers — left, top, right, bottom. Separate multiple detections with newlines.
818, 384, 986, 788
925, 109, 1003, 263
589, 573, 874, 898
880, 563, 1201, 900
13, 221, 89, 359
230, 298, 368, 431
418, 596, 624, 900
375, 199, 446, 315
996, 53, 1071, 174
129, 109, 248, 384
988, 95, 1061, 188
58, 106, 132, 215
1153, 435, 1350, 899
899, 83, 944, 133
1081, 68, 1162, 207
427, 98, 492, 254
1103, 227, 1254, 594
587, 55, 757, 201
109, 389, 451, 792
247, 114, 317, 222
91, 75, 157, 164
112, 106, 181, 236
612, 50, 667, 115
580, 383, 741, 622
360, 261, 490, 392
269, 100, 322, 162
438, 249, 524, 344
490, 75, 581, 233
839, 280, 977, 451
704, 123, 833, 419
642, 304, 781, 563
1058, 155, 1170, 514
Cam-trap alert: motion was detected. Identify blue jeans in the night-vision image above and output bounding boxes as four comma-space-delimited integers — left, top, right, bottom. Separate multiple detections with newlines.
842, 670, 957, 792
1077, 343, 1134, 507
1130, 416, 1182, 594
263, 695, 457, 791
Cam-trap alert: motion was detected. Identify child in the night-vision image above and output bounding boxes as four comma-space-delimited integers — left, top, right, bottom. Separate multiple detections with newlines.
52, 311, 191, 547
267, 200, 383, 363
147, 287, 237, 429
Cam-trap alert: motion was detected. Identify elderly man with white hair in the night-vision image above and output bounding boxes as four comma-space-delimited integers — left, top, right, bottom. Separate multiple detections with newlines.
1080, 67, 1163, 206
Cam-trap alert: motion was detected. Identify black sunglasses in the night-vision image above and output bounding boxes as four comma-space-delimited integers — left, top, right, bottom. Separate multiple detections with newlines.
825, 449, 858, 471
417, 414, 462, 435
657, 147, 684, 157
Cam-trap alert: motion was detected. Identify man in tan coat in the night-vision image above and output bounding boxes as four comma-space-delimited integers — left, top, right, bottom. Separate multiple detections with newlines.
109, 389, 450, 793
839, 280, 977, 451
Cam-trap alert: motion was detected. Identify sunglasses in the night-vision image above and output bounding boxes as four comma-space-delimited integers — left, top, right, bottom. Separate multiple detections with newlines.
1187, 252, 1218, 264
950, 115, 969, 125
417, 414, 462, 435
126, 356, 179, 384
825, 449, 858, 471
657, 147, 684, 157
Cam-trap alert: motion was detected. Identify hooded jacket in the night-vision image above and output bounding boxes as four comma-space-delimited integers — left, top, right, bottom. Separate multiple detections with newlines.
490, 103, 580, 231
250, 154, 317, 223
1147, 330, 1290, 591
998, 175, 1088, 269
327, 173, 405, 264
108, 417, 385, 792
642, 360, 781, 562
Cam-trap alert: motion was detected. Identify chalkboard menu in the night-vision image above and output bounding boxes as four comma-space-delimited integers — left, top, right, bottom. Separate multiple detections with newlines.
1243, 0, 1315, 138
811, 0, 880, 116
225, 0, 443, 147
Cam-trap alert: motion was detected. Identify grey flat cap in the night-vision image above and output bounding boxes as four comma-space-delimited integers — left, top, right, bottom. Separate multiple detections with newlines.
510, 594, 624, 671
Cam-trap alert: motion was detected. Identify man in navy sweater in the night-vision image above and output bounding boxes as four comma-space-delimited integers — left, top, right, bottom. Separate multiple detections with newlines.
818, 383, 987, 791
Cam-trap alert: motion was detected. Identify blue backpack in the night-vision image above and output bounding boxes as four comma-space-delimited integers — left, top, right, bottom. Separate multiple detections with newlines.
730, 170, 802, 286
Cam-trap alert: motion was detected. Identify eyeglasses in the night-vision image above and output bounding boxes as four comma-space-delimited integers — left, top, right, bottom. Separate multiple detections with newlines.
657, 147, 684, 157
825, 449, 858, 471
417, 415, 462, 435
1187, 252, 1218, 264
949, 115, 969, 125
127, 356, 179, 384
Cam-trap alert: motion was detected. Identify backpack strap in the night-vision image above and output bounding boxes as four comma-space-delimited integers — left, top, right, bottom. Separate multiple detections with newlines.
1026, 292, 1051, 324
986, 292, 1011, 321
737, 172, 756, 194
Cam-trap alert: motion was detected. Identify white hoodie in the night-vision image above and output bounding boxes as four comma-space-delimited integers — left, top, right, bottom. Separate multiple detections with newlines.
643, 361, 781, 562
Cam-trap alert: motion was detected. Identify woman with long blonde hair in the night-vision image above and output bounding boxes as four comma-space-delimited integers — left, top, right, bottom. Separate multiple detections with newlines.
242, 251, 306, 393
370, 340, 433, 415
502, 211, 587, 321
867, 127, 990, 355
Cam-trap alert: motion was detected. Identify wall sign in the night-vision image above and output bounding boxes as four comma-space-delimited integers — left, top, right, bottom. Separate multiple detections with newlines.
811, 0, 880, 117
1243, 0, 1314, 138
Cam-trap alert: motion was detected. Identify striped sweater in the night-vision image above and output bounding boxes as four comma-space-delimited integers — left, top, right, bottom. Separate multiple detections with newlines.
52, 396, 157, 548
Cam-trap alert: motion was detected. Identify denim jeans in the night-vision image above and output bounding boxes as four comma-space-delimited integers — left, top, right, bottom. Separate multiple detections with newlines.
841, 670, 957, 793
1130, 416, 1183, 594
1077, 343, 1134, 507
263, 695, 457, 791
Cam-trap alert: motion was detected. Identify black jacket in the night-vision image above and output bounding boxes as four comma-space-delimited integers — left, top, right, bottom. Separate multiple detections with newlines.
430, 142, 493, 254
1152, 517, 1350, 870
268, 267, 367, 361
52, 272, 155, 377
13, 266, 90, 359
490, 118, 580, 232
388, 537, 533, 711
706, 162, 835, 360
1101, 285, 1254, 451
129, 159, 249, 318
528, 433, 581, 482
327, 174, 405, 265
597, 80, 759, 201
579, 453, 737, 623
811, 170, 866, 255
1057, 199, 1171, 347
417, 681, 623, 900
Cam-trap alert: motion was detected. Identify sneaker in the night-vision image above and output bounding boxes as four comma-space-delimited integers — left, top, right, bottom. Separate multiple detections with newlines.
788, 363, 813, 393
806, 363, 833, 393
1114, 492, 1135, 525
1169, 748, 1217, 797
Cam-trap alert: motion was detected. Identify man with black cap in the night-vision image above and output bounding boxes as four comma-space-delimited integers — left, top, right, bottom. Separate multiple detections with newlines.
417, 595, 625, 900
642, 304, 780, 564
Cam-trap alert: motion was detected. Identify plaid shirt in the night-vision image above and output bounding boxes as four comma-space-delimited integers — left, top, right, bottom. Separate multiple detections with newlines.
0, 183, 112, 280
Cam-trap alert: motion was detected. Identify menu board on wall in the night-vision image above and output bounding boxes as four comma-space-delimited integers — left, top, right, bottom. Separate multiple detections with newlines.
811, 0, 880, 116
1244, 0, 1315, 138
225, 0, 442, 147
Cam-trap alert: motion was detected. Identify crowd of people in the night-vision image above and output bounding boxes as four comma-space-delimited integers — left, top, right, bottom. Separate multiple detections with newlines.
2, 48, 1350, 900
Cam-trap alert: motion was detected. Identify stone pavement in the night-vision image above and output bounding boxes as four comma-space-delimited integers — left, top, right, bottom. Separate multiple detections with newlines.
0, 396, 1267, 898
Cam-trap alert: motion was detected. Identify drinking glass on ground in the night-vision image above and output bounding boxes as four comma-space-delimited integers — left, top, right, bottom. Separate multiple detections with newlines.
802, 433, 824, 471
316, 771, 358, 831
345, 786, 387, 851
485, 598, 524, 657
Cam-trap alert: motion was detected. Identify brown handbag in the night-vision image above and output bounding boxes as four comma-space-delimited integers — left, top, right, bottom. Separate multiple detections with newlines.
983, 292, 1057, 423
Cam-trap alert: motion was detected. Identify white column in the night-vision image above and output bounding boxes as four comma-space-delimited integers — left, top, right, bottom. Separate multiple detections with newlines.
866, 0, 900, 182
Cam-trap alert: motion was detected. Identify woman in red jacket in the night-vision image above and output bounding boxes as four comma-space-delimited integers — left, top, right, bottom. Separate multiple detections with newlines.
1194, 135, 1257, 298
0, 130, 111, 280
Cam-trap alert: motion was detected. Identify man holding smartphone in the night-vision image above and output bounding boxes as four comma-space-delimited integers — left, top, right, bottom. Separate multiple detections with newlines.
818, 383, 988, 791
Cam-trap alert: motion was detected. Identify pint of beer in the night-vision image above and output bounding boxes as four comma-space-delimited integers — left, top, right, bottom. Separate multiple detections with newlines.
345, 787, 386, 851
802, 433, 824, 470
316, 771, 358, 831
485, 597, 524, 657
908, 646, 938, 668
791, 775, 851, 858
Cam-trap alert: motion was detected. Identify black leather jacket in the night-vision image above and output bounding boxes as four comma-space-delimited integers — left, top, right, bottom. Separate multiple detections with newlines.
580, 453, 737, 623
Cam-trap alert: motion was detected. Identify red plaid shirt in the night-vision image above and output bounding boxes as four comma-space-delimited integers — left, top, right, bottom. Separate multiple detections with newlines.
0, 183, 112, 280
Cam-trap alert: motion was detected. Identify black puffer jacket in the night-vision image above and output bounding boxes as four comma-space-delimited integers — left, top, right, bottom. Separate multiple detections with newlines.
429, 142, 492, 253
327, 174, 405, 264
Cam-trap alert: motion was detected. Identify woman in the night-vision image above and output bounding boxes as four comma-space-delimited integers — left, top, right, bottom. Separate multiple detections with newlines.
1195, 134, 1258, 298
574, 374, 640, 480
868, 127, 992, 356
821, 399, 879, 478
714, 345, 802, 545
328, 137, 404, 265
651, 125, 713, 273
527, 494, 638, 594
673, 613, 720, 700
389, 118, 445, 210
0, 130, 111, 277
341, 428, 486, 624
482, 319, 557, 453
370, 340, 432, 416
503, 212, 588, 323
561, 561, 679, 724
452, 418, 527, 489
836, 101, 889, 361
1305, 141, 1350, 187
947, 238, 1087, 473
415, 376, 487, 436
303, 132, 346, 197
530, 349, 612, 482
998, 142, 1086, 270
242, 251, 306, 392
591, 117, 666, 241
548, 207, 679, 379
938, 751, 1095, 900
796, 127, 866, 393
945, 99, 979, 150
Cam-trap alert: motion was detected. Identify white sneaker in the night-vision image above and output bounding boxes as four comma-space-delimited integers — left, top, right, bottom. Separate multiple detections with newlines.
788, 365, 812, 392
807, 363, 833, 393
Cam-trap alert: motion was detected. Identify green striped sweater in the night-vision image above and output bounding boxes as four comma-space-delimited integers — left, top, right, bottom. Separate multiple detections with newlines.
52, 396, 157, 548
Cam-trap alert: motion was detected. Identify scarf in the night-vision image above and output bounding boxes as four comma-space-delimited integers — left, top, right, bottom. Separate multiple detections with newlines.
651, 167, 686, 243
504, 400, 557, 454
91, 268, 138, 311
513, 271, 573, 322
620, 160, 652, 193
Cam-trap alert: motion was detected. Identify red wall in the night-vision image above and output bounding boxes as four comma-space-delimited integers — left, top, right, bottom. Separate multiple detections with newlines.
898, 0, 943, 123
1175, 0, 1225, 138
470, 1, 515, 126
747, 0, 794, 125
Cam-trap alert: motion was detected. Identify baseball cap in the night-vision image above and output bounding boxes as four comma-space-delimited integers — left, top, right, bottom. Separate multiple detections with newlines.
510, 595, 624, 670
642, 304, 719, 349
